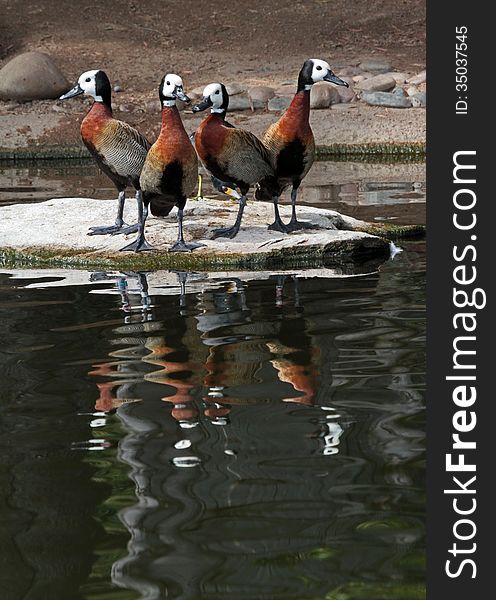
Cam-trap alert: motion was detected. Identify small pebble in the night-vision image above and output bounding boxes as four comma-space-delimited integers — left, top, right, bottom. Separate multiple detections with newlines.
407, 70, 426, 85
411, 92, 426, 108
114, 85, 122, 93
118, 103, 135, 113
362, 91, 412, 108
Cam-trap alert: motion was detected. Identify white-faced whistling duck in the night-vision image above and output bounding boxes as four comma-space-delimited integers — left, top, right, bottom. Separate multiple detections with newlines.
192, 83, 276, 239
256, 59, 348, 232
122, 74, 203, 253
60, 70, 151, 236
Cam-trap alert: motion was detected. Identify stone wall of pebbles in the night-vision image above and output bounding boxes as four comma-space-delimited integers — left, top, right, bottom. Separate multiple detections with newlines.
188, 59, 426, 113
1, 51, 425, 112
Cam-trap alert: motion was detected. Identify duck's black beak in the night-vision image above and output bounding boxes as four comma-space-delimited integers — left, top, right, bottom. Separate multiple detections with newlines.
323, 71, 349, 87
192, 97, 213, 113
59, 84, 84, 100
173, 86, 190, 103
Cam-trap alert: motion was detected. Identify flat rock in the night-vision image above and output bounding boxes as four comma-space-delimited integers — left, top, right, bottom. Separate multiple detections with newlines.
0, 197, 391, 270
0, 52, 70, 101
268, 96, 292, 112
358, 59, 392, 74
362, 91, 412, 108
310, 82, 341, 108
356, 74, 396, 92
248, 86, 275, 103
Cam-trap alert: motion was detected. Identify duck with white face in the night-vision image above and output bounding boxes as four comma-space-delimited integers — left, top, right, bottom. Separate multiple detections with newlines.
297, 58, 348, 90
60, 69, 151, 237
123, 73, 203, 253
256, 58, 348, 233
192, 82, 276, 239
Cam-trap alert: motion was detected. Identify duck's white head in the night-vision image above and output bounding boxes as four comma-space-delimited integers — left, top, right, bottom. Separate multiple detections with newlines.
60, 69, 111, 104
192, 83, 229, 114
159, 73, 190, 107
297, 58, 349, 91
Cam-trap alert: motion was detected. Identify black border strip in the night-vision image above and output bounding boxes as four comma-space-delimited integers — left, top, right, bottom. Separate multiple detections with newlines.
427, 2, 491, 596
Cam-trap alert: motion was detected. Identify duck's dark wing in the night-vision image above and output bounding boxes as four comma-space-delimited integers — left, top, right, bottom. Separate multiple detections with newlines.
220, 128, 274, 184
95, 120, 151, 182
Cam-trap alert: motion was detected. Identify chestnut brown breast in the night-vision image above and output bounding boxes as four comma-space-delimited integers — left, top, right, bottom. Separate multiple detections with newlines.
140, 106, 198, 200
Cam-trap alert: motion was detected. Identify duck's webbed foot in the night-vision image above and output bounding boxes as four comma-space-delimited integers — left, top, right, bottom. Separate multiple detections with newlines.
120, 236, 155, 253
212, 224, 241, 239
90, 190, 133, 236
285, 218, 317, 232
268, 216, 291, 234
110, 223, 139, 236
169, 240, 206, 253
212, 193, 246, 239
88, 222, 133, 236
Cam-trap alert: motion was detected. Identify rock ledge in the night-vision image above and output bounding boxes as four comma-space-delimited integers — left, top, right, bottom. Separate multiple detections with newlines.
0, 197, 420, 270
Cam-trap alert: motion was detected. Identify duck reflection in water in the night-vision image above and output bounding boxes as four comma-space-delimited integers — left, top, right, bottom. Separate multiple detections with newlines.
87, 270, 345, 598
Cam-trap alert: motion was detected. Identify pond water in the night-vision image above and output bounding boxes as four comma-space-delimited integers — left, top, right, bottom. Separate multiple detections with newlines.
0, 160, 426, 600
0, 159, 426, 225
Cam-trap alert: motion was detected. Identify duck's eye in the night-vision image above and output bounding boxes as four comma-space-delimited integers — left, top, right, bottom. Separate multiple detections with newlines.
85, 77, 91, 82
316, 65, 322, 71
166, 81, 170, 85
215, 90, 220, 95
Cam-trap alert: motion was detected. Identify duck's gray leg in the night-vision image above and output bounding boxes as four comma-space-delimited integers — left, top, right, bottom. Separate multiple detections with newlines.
286, 184, 317, 232
120, 191, 155, 252
89, 191, 139, 236
268, 195, 290, 233
170, 207, 206, 252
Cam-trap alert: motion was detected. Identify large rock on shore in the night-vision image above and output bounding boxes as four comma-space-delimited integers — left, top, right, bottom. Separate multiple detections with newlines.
0, 52, 70, 101
356, 74, 396, 93
362, 91, 412, 108
310, 82, 341, 108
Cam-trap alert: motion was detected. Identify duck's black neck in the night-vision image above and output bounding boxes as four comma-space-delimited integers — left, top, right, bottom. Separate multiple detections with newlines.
297, 59, 314, 92
95, 71, 112, 108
